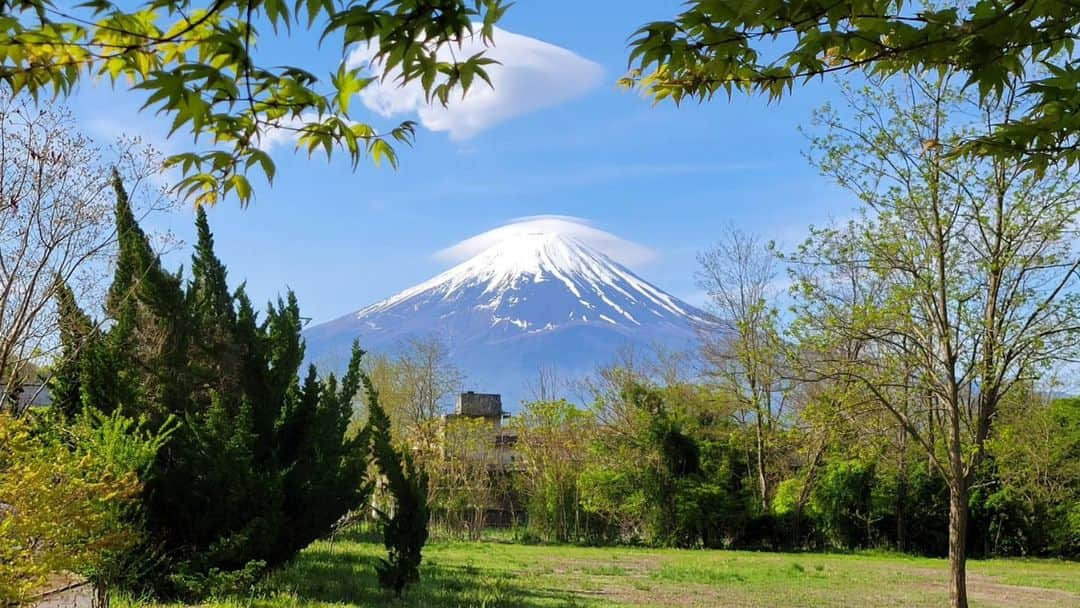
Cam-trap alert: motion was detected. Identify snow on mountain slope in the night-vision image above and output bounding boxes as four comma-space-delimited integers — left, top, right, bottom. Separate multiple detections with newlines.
303, 232, 708, 408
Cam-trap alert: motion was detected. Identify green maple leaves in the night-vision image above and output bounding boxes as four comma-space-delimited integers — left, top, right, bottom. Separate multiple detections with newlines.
626, 0, 1080, 171
0, 0, 509, 206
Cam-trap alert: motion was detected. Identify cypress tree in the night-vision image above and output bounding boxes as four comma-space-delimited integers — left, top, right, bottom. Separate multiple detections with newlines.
363, 373, 430, 597
188, 207, 233, 324
55, 175, 373, 598
51, 280, 93, 418
106, 169, 155, 316
277, 344, 371, 560
187, 207, 240, 400
106, 171, 189, 423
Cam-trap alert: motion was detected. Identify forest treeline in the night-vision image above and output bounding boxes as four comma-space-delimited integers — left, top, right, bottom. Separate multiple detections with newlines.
459, 371, 1079, 559
374, 335, 1079, 559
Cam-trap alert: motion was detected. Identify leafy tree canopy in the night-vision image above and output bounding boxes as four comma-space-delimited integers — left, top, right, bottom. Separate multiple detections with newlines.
626, 1, 1080, 169
0, 0, 509, 205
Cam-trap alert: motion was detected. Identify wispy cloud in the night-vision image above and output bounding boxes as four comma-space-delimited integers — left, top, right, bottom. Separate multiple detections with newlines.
254, 114, 311, 151
436, 215, 656, 266
346, 25, 603, 139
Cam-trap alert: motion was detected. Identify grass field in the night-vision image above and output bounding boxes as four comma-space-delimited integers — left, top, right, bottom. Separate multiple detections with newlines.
119, 533, 1080, 608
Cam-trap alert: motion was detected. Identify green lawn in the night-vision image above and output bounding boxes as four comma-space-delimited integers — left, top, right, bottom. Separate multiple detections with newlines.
118, 534, 1080, 608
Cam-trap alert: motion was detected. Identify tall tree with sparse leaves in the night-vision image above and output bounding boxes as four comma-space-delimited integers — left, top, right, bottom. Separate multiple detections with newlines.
789, 75, 1080, 608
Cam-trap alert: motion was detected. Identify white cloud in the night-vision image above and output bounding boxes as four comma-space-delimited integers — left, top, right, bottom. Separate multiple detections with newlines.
255, 115, 307, 151
346, 25, 603, 139
252, 113, 336, 152
437, 215, 655, 266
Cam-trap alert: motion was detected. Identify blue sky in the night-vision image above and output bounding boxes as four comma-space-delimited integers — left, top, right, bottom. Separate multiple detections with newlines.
71, 0, 858, 324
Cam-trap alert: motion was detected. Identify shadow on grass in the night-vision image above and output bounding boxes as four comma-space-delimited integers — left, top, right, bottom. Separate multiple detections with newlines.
257, 545, 590, 607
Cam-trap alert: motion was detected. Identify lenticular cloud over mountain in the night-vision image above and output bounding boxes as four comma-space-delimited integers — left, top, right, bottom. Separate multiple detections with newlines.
436, 216, 656, 267
303, 220, 706, 408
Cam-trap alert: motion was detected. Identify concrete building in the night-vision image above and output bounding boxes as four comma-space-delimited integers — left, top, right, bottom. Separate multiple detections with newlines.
442, 391, 518, 468
448, 391, 505, 422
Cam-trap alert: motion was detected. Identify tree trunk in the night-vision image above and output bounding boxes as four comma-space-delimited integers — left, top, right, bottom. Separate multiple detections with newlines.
948, 479, 969, 608
896, 431, 908, 553
754, 410, 769, 510
92, 584, 109, 608
795, 437, 826, 546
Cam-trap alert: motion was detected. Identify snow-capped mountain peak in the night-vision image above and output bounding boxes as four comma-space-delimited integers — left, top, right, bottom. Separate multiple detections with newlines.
356, 232, 700, 330
303, 229, 706, 408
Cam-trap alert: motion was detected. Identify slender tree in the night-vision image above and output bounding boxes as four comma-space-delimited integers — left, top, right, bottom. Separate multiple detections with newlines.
50, 281, 94, 418
698, 227, 790, 509
790, 75, 1080, 607
363, 335, 464, 445
512, 399, 593, 542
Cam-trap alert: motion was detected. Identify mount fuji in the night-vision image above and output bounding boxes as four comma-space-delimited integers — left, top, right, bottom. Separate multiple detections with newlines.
302, 231, 709, 409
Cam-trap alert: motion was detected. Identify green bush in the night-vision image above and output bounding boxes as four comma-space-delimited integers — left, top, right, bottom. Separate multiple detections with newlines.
808, 460, 876, 550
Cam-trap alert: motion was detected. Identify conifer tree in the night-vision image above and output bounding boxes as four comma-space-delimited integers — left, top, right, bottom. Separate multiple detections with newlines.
52, 174, 372, 598
363, 374, 430, 597
189, 207, 233, 323
187, 207, 241, 401
278, 345, 372, 559
105, 169, 189, 423
51, 280, 93, 418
